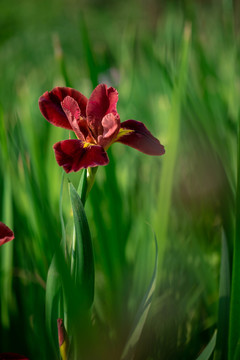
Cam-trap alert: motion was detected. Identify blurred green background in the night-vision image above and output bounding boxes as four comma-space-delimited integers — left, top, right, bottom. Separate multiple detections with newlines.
0, 0, 239, 359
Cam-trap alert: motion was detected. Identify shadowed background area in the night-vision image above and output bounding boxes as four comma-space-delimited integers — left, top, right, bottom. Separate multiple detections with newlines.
0, 0, 239, 359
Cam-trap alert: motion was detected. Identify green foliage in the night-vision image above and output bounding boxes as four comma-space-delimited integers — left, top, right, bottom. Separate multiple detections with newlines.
121, 233, 158, 360
0, 0, 239, 359
196, 331, 217, 360
69, 182, 94, 308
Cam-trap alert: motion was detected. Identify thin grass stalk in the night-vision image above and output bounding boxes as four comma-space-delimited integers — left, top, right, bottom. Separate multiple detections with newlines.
154, 22, 191, 278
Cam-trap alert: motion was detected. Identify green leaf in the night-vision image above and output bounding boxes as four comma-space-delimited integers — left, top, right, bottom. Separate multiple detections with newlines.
234, 341, 240, 360
213, 230, 230, 360
69, 182, 94, 308
195, 331, 217, 360
154, 23, 191, 279
121, 233, 158, 360
79, 13, 98, 88
45, 254, 63, 356
77, 168, 88, 206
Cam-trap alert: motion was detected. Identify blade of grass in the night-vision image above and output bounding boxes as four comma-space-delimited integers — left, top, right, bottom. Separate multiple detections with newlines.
121, 233, 158, 360
79, 13, 98, 88
195, 330, 217, 360
45, 253, 63, 357
154, 22, 191, 278
213, 230, 230, 360
52, 33, 72, 87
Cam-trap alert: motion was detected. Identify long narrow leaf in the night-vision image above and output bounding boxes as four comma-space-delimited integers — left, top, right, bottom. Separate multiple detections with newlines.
121, 233, 158, 360
45, 254, 63, 356
77, 169, 88, 206
69, 182, 94, 308
195, 331, 217, 360
154, 22, 191, 278
214, 230, 230, 360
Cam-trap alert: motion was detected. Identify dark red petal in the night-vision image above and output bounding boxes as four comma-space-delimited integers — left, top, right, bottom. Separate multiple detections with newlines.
39, 87, 88, 130
53, 139, 109, 173
116, 120, 165, 155
61, 97, 85, 140
97, 113, 120, 148
86, 84, 119, 135
0, 354, 29, 360
0, 222, 14, 246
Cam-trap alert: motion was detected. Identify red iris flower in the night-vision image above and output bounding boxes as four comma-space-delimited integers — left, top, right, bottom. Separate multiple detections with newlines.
0, 222, 14, 246
39, 84, 165, 173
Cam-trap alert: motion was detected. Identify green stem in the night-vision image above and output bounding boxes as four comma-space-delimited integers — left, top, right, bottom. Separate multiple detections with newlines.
71, 166, 98, 276
77, 167, 98, 207
228, 112, 240, 359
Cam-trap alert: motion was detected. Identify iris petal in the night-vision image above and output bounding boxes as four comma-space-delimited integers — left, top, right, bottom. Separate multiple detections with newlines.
86, 84, 119, 136
53, 139, 109, 173
61, 96, 85, 140
116, 120, 165, 155
98, 113, 120, 148
39, 87, 88, 130
0, 222, 14, 246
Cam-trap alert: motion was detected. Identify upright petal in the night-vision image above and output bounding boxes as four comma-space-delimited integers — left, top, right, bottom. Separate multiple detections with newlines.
53, 139, 109, 173
39, 87, 88, 130
116, 120, 165, 155
0, 222, 14, 246
61, 96, 85, 140
97, 113, 120, 149
86, 84, 119, 136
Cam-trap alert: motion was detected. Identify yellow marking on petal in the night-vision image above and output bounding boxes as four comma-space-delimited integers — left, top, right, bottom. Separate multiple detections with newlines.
115, 128, 134, 141
83, 142, 92, 148
104, 128, 134, 150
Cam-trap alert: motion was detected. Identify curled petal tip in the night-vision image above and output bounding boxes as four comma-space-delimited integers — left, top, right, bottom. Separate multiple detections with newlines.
39, 87, 88, 130
116, 120, 165, 156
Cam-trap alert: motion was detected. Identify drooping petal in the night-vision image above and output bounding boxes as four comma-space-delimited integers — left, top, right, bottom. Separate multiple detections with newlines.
97, 113, 120, 149
39, 87, 88, 130
0, 353, 29, 359
0, 222, 14, 246
53, 139, 109, 173
86, 84, 119, 136
61, 96, 85, 140
116, 120, 165, 155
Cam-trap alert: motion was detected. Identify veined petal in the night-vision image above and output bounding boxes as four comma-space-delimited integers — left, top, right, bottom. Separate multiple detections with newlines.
0, 222, 14, 246
98, 113, 120, 148
116, 120, 165, 155
86, 84, 119, 136
53, 139, 109, 173
39, 87, 88, 130
61, 96, 85, 140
